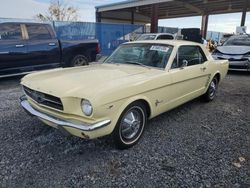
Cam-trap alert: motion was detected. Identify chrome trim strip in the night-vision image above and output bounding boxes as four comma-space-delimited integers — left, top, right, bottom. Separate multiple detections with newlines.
0, 71, 34, 78
20, 96, 111, 131
0, 51, 9, 54
229, 68, 249, 71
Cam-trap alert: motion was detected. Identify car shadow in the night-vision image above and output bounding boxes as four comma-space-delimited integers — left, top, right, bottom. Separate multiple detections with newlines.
0, 75, 23, 90
15, 87, 205, 156
0, 73, 222, 156
227, 70, 250, 76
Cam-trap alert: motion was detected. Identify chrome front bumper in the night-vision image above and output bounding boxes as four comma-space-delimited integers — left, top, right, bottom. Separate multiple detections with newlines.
228, 61, 250, 71
20, 96, 111, 132
212, 54, 250, 71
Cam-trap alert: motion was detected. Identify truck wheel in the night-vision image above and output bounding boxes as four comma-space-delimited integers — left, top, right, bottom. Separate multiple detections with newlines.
203, 77, 218, 102
70, 55, 89, 67
113, 102, 147, 149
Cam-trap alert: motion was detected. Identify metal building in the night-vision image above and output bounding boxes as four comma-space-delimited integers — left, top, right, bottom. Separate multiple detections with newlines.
95, 0, 250, 37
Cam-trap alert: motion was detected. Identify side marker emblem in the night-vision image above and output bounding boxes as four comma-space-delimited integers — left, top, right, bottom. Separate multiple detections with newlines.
155, 100, 163, 106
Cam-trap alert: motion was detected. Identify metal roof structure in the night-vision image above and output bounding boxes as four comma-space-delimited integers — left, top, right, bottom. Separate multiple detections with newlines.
95, 0, 249, 36
96, 0, 249, 19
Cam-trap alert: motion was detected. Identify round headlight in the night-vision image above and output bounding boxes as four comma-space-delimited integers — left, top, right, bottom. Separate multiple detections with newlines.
81, 99, 93, 116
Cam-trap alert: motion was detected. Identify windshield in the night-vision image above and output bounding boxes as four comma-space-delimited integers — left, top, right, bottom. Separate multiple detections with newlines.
104, 43, 173, 69
137, 34, 157, 40
223, 35, 250, 46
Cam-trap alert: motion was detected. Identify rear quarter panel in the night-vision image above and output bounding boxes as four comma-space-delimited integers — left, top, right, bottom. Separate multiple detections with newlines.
200, 45, 229, 84
209, 59, 229, 83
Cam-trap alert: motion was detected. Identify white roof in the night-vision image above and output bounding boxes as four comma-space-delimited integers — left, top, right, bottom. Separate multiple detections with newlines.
127, 40, 203, 47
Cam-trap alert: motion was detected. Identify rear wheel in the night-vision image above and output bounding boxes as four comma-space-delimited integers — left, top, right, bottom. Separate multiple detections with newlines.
113, 102, 147, 149
70, 55, 89, 67
203, 77, 218, 102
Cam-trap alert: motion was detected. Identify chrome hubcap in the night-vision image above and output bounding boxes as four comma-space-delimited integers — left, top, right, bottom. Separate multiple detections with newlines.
209, 80, 216, 98
121, 109, 142, 140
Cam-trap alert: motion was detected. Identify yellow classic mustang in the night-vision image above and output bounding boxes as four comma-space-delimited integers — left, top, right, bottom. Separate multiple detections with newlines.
20, 40, 229, 149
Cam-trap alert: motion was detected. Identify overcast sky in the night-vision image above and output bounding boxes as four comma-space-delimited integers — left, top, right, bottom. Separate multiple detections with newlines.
0, 0, 249, 33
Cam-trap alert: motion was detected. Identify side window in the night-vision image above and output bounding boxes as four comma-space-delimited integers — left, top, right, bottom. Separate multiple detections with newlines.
171, 46, 207, 68
26, 24, 52, 40
157, 35, 174, 40
171, 55, 178, 69
0, 23, 22, 40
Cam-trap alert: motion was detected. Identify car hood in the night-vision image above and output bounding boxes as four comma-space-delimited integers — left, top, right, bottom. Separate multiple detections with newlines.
217, 46, 250, 55
21, 64, 160, 101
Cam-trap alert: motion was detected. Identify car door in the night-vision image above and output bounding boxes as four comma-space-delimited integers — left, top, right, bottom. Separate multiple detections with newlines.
168, 45, 210, 105
25, 23, 60, 67
0, 23, 28, 74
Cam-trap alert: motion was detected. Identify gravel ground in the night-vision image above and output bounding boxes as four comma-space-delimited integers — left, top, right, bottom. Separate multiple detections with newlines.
0, 72, 249, 187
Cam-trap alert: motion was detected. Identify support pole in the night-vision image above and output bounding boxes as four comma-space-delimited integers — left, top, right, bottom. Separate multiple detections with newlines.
131, 9, 135, 24
241, 6, 247, 26
96, 11, 101, 23
150, 4, 159, 33
201, 14, 209, 39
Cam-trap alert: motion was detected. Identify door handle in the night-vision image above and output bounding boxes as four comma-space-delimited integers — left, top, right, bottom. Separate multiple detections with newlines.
16, 44, 24, 48
200, 67, 207, 71
48, 43, 56, 46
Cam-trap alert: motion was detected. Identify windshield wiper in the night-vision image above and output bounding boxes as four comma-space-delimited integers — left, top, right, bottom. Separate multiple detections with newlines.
124, 61, 149, 68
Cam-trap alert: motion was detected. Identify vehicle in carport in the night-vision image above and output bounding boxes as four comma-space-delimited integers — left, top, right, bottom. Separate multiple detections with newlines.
20, 40, 228, 149
136, 33, 176, 41
219, 33, 233, 45
212, 34, 250, 71
0, 22, 100, 78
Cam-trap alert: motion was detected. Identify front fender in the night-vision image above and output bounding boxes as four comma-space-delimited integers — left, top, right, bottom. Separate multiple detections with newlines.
115, 95, 153, 121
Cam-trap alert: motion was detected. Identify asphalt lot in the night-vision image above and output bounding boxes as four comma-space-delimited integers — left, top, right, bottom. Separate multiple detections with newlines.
0, 71, 249, 187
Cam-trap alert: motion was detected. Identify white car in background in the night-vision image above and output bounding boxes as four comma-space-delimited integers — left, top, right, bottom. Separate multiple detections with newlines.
212, 34, 250, 71
137, 33, 176, 40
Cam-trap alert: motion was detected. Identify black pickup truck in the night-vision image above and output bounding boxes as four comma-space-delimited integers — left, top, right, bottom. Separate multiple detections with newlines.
0, 22, 100, 78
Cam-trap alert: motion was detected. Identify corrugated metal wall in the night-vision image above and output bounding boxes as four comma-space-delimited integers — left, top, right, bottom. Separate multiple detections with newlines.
54, 21, 145, 55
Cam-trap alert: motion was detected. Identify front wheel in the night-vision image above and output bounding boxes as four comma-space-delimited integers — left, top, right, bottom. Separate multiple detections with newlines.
113, 102, 147, 149
203, 77, 218, 102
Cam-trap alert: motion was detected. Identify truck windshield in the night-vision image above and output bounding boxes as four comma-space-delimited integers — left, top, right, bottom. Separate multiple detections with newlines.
105, 43, 173, 69
223, 35, 250, 46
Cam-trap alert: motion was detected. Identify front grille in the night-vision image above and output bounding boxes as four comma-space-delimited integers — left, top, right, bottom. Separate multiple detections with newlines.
217, 57, 248, 61
228, 58, 248, 62
229, 65, 249, 70
23, 86, 63, 110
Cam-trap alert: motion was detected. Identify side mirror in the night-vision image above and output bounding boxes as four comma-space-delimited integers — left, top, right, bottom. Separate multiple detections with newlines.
180, 59, 188, 68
